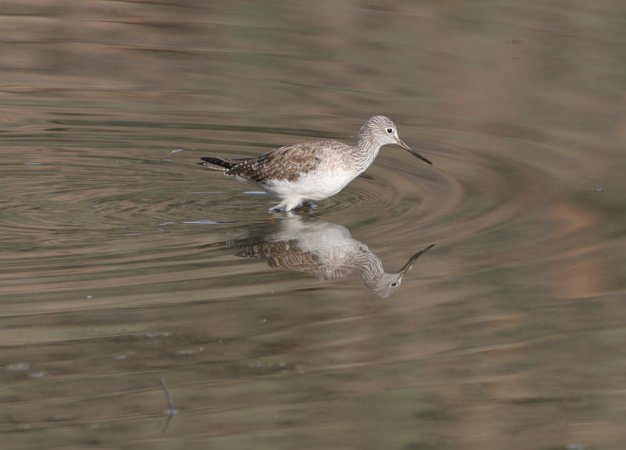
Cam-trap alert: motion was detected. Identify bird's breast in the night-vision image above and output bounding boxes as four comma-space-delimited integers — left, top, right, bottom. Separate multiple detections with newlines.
263, 168, 357, 200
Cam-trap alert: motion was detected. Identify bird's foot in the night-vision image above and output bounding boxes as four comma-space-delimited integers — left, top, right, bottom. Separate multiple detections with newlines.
269, 199, 308, 213
268, 205, 286, 213
268, 203, 318, 213
302, 201, 319, 210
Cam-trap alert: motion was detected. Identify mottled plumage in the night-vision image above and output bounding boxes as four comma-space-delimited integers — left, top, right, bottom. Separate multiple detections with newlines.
199, 115, 432, 212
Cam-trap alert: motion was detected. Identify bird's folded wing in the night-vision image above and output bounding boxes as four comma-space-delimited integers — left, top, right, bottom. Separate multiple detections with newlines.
226, 139, 342, 183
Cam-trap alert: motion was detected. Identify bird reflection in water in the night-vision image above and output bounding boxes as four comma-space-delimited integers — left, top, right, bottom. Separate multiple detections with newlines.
213, 215, 434, 298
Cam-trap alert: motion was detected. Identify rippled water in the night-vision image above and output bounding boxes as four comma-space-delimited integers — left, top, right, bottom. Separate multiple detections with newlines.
2, 1, 626, 449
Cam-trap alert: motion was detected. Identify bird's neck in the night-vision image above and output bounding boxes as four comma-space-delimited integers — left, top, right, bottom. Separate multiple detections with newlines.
353, 246, 385, 280
355, 138, 382, 172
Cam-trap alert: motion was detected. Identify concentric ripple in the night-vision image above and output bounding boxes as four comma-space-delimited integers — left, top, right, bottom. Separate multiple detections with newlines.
0, 111, 598, 320
1, 121, 550, 246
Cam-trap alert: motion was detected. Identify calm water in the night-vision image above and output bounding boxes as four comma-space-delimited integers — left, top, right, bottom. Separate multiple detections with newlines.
2, 1, 626, 449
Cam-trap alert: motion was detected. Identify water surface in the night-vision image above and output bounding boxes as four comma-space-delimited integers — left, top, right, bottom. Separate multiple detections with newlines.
1, 1, 626, 449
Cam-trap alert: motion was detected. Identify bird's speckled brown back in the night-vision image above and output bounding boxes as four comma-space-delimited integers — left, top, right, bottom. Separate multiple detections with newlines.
222, 139, 351, 183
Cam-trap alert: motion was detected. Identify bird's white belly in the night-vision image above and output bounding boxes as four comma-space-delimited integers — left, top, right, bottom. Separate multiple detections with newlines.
264, 169, 355, 201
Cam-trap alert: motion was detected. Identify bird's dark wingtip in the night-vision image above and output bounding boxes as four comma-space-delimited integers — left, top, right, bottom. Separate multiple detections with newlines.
198, 156, 232, 170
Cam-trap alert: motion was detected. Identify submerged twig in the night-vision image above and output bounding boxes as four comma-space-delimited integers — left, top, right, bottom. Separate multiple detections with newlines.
160, 378, 177, 433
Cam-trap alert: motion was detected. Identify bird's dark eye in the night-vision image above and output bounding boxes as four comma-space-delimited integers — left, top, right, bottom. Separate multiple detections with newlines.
390, 282, 398, 287
386, 128, 393, 134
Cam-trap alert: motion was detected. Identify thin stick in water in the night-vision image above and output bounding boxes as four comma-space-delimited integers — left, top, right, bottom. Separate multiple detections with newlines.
160, 378, 177, 415
160, 378, 177, 433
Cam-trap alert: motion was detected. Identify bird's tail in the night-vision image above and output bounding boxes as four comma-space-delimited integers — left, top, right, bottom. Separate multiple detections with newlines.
198, 156, 234, 170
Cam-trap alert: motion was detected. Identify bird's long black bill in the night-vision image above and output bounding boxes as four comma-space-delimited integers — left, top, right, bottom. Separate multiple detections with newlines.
396, 138, 433, 165
399, 244, 436, 275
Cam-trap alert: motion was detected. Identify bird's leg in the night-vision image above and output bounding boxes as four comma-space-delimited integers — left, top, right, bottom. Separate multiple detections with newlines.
268, 199, 292, 213
268, 203, 287, 213
269, 198, 303, 213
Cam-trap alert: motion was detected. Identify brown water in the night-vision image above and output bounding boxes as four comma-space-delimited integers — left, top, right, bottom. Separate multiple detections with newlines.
2, 1, 626, 449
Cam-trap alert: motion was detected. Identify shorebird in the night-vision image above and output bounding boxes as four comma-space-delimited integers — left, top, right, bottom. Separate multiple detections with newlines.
207, 215, 435, 297
199, 115, 432, 212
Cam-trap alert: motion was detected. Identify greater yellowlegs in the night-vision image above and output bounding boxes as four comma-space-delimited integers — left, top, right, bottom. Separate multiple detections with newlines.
199, 115, 432, 212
